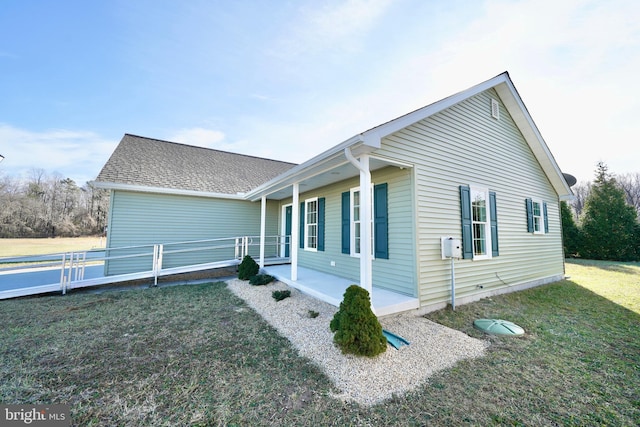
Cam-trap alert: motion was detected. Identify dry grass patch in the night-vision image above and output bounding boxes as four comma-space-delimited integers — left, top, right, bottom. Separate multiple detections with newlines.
0, 237, 105, 257
1, 261, 638, 426
0, 283, 335, 426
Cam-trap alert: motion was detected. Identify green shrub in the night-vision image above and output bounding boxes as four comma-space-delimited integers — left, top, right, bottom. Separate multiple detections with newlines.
330, 285, 387, 357
238, 255, 259, 280
308, 310, 320, 318
249, 274, 275, 286
272, 290, 291, 301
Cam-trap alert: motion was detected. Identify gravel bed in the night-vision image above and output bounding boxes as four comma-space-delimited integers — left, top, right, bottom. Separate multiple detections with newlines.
227, 279, 489, 406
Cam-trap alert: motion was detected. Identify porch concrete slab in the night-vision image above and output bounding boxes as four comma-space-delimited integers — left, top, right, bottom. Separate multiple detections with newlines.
263, 264, 419, 317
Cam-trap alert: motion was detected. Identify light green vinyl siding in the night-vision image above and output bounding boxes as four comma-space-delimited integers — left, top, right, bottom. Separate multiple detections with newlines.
285, 166, 416, 296
374, 88, 564, 307
105, 191, 278, 275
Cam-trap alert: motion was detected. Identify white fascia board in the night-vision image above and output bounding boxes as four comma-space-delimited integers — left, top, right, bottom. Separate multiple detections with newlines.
494, 79, 572, 198
369, 154, 414, 169
90, 181, 247, 200
245, 134, 372, 201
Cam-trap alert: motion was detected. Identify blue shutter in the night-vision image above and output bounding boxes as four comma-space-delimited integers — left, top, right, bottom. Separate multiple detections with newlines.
318, 197, 325, 251
341, 191, 350, 254
460, 185, 473, 259
525, 198, 534, 233
543, 202, 549, 234
299, 202, 305, 249
489, 191, 499, 257
374, 183, 389, 259
284, 206, 292, 258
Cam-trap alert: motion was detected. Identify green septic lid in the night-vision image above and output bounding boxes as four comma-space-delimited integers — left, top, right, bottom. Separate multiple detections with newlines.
473, 319, 525, 336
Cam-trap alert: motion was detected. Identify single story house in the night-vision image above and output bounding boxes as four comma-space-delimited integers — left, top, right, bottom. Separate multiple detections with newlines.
95, 72, 573, 315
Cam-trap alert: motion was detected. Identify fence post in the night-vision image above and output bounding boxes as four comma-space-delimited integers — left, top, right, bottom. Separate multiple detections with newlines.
60, 253, 67, 295
235, 237, 240, 260
78, 252, 86, 281
152, 245, 158, 287
152, 244, 163, 287
73, 252, 87, 281
157, 244, 163, 286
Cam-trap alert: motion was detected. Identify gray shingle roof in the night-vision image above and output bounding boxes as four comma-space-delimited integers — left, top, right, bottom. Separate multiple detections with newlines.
95, 134, 297, 194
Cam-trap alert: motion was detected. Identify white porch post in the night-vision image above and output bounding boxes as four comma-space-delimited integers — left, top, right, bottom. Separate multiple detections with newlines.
259, 195, 266, 268
291, 183, 299, 281
359, 154, 373, 295
344, 148, 373, 297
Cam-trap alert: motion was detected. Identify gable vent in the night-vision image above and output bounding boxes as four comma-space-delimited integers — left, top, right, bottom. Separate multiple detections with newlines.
491, 98, 500, 120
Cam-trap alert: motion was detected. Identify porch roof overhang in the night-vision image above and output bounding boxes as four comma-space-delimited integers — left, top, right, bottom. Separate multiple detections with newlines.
245, 136, 412, 202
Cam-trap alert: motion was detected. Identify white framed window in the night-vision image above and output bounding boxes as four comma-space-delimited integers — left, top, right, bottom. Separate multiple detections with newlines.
532, 199, 545, 234
471, 186, 492, 260
350, 186, 374, 257
305, 198, 318, 251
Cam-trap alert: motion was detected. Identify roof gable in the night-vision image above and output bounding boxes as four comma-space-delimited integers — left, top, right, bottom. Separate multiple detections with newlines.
95, 134, 297, 196
360, 72, 571, 197
248, 72, 571, 200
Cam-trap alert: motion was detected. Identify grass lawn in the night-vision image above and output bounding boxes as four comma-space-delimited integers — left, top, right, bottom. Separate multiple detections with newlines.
1, 260, 638, 426
0, 237, 105, 257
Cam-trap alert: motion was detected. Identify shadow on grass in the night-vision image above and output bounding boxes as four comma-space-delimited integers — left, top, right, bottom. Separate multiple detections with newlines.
566, 258, 640, 274
1, 275, 638, 426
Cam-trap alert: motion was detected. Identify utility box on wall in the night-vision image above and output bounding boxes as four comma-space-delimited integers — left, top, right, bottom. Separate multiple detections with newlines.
441, 237, 462, 259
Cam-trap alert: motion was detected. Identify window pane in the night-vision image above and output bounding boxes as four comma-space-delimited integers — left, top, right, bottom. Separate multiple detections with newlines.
473, 223, 486, 255
472, 200, 486, 222
533, 202, 541, 217
307, 224, 317, 248
350, 188, 374, 256
353, 191, 360, 221
471, 188, 488, 256
307, 200, 317, 222
306, 200, 318, 249
532, 201, 543, 233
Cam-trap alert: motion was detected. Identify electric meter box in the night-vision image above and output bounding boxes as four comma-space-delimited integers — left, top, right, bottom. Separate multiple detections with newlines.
441, 237, 462, 259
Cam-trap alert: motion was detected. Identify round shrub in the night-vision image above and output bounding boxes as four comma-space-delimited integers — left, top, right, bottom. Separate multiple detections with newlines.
238, 255, 259, 280
329, 285, 387, 357
249, 274, 275, 286
272, 290, 291, 301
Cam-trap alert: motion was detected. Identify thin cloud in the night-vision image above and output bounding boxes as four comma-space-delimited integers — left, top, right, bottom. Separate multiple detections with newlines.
0, 124, 117, 184
270, 0, 393, 58
319, 0, 640, 182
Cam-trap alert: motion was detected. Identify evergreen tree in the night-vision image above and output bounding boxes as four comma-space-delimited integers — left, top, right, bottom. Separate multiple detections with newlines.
330, 285, 387, 357
579, 162, 639, 261
560, 201, 581, 257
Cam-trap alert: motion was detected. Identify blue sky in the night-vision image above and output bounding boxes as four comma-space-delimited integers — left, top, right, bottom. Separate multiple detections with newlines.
0, 0, 638, 186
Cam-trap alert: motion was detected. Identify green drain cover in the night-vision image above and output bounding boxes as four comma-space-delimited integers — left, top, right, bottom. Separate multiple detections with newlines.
473, 319, 525, 336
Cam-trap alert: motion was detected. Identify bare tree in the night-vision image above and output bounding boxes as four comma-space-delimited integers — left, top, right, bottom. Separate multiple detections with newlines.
571, 181, 591, 218
0, 169, 110, 237
617, 172, 640, 218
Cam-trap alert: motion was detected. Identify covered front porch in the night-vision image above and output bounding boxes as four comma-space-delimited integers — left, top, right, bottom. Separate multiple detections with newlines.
263, 264, 419, 317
